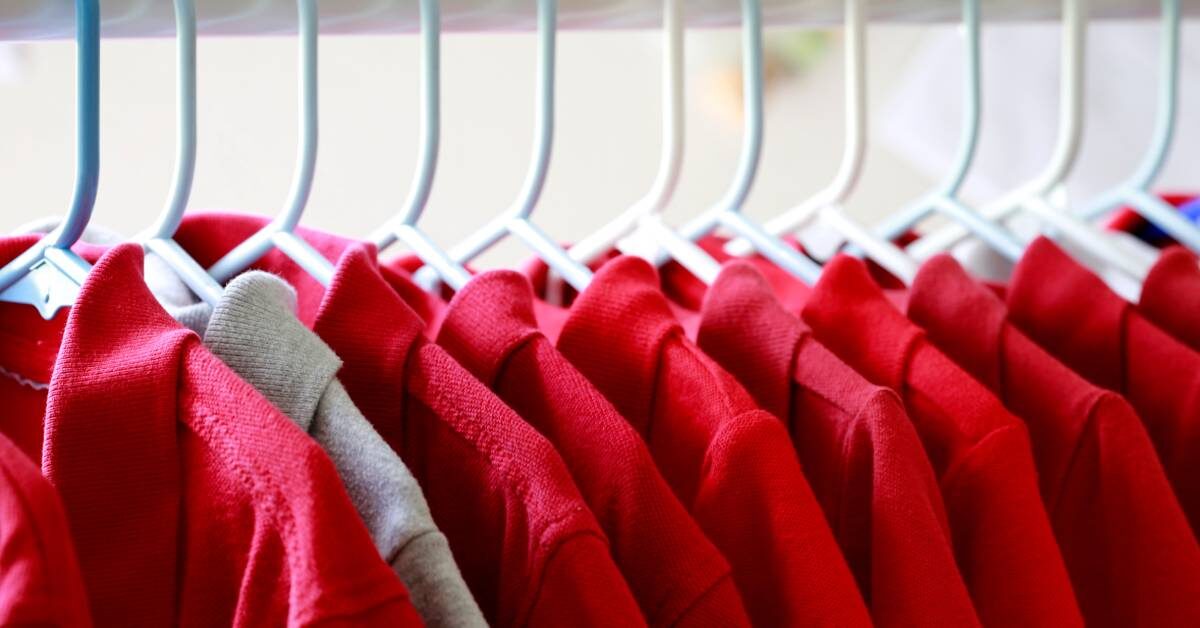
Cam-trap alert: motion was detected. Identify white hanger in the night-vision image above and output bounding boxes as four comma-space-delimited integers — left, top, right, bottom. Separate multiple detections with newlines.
366, 0, 473, 291
563, 0, 723, 285
641, 0, 825, 284
711, 0, 918, 285
905, 0, 1152, 283
139, 0, 225, 306
859, 0, 1025, 262
1076, 0, 1200, 251
205, 0, 336, 286
0, 0, 99, 319
423, 0, 594, 292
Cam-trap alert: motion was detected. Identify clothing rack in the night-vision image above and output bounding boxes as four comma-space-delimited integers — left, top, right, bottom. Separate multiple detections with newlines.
0, 0, 1191, 40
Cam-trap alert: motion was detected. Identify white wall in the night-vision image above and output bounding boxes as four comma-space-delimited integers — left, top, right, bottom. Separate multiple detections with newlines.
0, 26, 933, 267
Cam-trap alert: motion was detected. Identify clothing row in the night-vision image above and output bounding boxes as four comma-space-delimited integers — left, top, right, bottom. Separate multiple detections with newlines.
4, 200, 1200, 627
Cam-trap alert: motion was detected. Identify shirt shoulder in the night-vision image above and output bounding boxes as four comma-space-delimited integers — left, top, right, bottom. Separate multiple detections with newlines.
177, 344, 423, 627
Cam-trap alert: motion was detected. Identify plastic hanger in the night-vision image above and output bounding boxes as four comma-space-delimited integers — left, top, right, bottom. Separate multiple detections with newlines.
427, 0, 593, 292
1076, 0, 1200, 250
0, 0, 99, 320
860, 0, 1025, 262
643, 0, 824, 285
205, 0, 335, 285
367, 0, 473, 291
137, 0, 224, 306
705, 0, 917, 285
562, 0, 723, 285
906, 0, 1151, 282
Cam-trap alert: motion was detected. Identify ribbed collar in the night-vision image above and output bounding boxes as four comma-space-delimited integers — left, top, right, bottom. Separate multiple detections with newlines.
204, 271, 341, 431
437, 271, 542, 387
908, 254, 1007, 392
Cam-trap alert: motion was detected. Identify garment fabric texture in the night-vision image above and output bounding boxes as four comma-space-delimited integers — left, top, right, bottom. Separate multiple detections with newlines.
1139, 245, 1200, 351
1006, 237, 1200, 537
550, 255, 873, 627
161, 270, 485, 628
434, 269, 752, 628
0, 238, 423, 627
172, 212, 647, 628
0, 430, 92, 627
801, 254, 1084, 627
909, 253, 1200, 626
694, 261, 980, 627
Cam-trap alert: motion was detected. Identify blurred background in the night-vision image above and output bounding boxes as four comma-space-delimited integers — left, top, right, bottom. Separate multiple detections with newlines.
0, 17, 1196, 268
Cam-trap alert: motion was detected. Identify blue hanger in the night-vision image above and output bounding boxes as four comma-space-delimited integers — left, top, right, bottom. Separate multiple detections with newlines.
430, 0, 594, 293
0, 0, 100, 320
367, 0, 473, 291
866, 0, 1024, 262
205, 0, 335, 286
1076, 0, 1200, 251
138, 0, 224, 306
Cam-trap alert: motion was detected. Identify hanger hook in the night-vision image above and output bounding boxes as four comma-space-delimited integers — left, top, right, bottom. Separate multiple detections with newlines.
206, 0, 335, 285
0, 0, 99, 315
367, 0, 473, 290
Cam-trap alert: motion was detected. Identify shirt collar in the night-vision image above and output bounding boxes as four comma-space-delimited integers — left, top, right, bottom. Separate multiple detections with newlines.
312, 245, 427, 447
36, 243, 191, 621
204, 271, 342, 431
697, 261, 800, 417
908, 254, 1007, 391
1007, 237, 1127, 390
801, 254, 922, 391
557, 256, 680, 428
437, 271, 542, 386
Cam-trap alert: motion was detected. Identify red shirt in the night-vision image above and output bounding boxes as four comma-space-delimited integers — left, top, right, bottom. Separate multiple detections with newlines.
435, 270, 751, 628
909, 253, 1200, 626
0, 431, 91, 627
801, 255, 1083, 627
0, 240, 422, 627
554, 256, 872, 627
1139, 245, 1200, 351
1007, 237, 1200, 537
175, 213, 646, 628
695, 262, 980, 627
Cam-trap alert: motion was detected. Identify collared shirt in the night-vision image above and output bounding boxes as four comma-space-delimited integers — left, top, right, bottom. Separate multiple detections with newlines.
695, 261, 979, 627
174, 213, 647, 628
910, 253, 1200, 626
1006, 237, 1200, 536
435, 270, 751, 628
171, 271, 485, 628
0, 239, 422, 627
0, 431, 91, 627
802, 254, 1083, 627
553, 255, 872, 627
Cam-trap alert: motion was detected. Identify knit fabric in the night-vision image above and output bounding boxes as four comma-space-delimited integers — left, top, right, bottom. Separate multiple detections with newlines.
0, 239, 423, 627
802, 254, 1083, 627
435, 269, 751, 628
1007, 237, 1200, 539
172, 212, 647, 628
181, 271, 485, 628
554, 256, 872, 627
1139, 245, 1200, 351
0, 431, 92, 627
910, 253, 1200, 626
696, 261, 980, 627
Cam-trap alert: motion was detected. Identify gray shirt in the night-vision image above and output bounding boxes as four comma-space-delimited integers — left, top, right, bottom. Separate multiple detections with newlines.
170, 271, 487, 628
